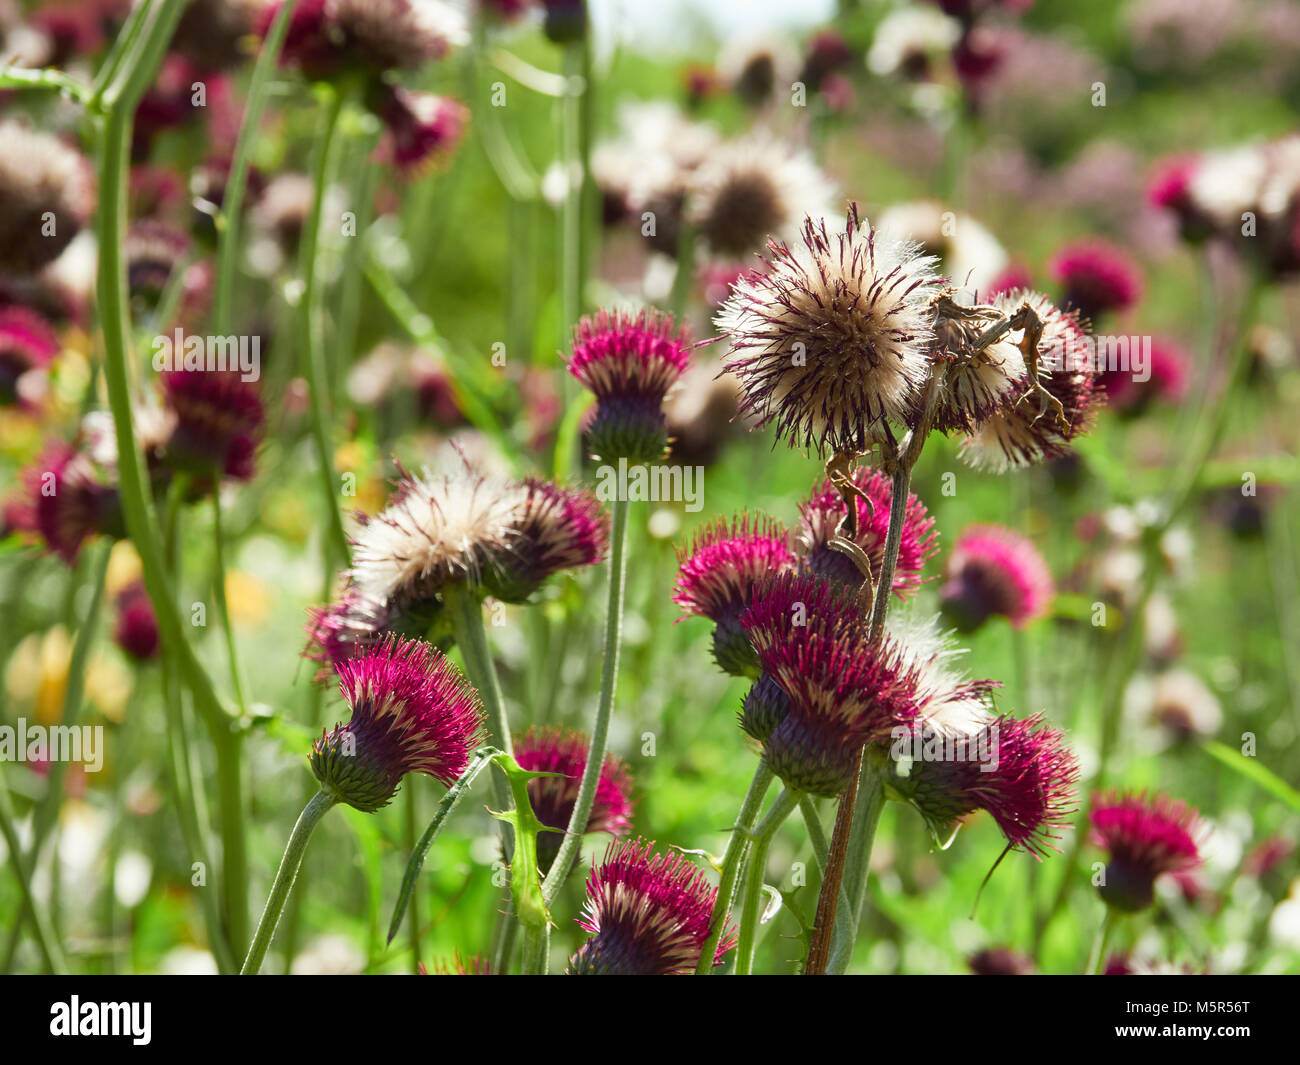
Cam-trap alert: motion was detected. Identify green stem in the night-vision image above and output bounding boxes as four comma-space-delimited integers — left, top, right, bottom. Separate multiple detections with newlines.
799, 795, 829, 874
828, 757, 886, 975
0, 542, 110, 969
541, 496, 630, 904
212, 494, 249, 717
1087, 909, 1116, 975
213, 0, 299, 334
0, 769, 66, 973
404, 781, 422, 973
299, 85, 352, 566
669, 223, 696, 321
735, 788, 800, 975
241, 789, 337, 974
443, 585, 512, 759
696, 761, 774, 974
521, 922, 550, 976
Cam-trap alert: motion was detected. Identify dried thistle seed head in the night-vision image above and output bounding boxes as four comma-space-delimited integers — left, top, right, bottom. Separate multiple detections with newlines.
481, 478, 608, 603
687, 133, 836, 259
877, 201, 1009, 295
513, 727, 634, 873
1089, 790, 1206, 912
329, 0, 467, 71
928, 293, 1032, 434
796, 466, 937, 597
940, 523, 1054, 632
716, 204, 941, 457
566, 308, 692, 464
250, 173, 315, 263
958, 290, 1100, 472
568, 839, 735, 975
311, 635, 484, 810
173, 0, 259, 71
717, 32, 799, 107
347, 468, 526, 609
0, 121, 95, 276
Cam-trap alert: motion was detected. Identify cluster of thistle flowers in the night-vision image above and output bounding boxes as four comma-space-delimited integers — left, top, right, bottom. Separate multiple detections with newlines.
673, 481, 1076, 850
1149, 132, 1300, 281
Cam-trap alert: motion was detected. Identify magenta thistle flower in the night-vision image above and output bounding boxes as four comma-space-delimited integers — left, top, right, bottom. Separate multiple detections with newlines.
13, 441, 122, 564
716, 204, 941, 457
796, 466, 937, 598
268, 0, 466, 76
311, 635, 484, 811
969, 947, 1035, 975
1047, 239, 1143, 322
513, 727, 634, 872
742, 573, 919, 796
568, 838, 736, 975
158, 366, 265, 482
672, 514, 795, 676
940, 523, 1053, 631
0, 307, 59, 407
113, 579, 161, 663
1089, 790, 1206, 912
897, 714, 1078, 858
125, 220, 191, 303
483, 478, 608, 604
566, 308, 692, 464
371, 85, 469, 175
1100, 336, 1189, 413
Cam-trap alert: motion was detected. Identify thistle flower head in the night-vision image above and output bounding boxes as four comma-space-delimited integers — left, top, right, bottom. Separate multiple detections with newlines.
0, 307, 59, 406
113, 580, 160, 662
13, 441, 121, 564
0, 121, 95, 275
739, 671, 792, 744
371, 85, 469, 175
796, 466, 937, 597
482, 478, 608, 604
686, 133, 836, 259
1101, 336, 1189, 413
940, 523, 1054, 631
1048, 239, 1143, 321
969, 947, 1035, 975
271, 0, 467, 75
125, 220, 192, 303
566, 308, 692, 463
741, 573, 919, 796
1089, 790, 1206, 912
158, 366, 265, 482
305, 587, 447, 674
568, 839, 735, 975
347, 468, 523, 609
929, 293, 1032, 435
895, 713, 1078, 858
513, 727, 633, 872
672, 514, 794, 676
311, 635, 484, 810
959, 290, 1100, 472
716, 204, 941, 457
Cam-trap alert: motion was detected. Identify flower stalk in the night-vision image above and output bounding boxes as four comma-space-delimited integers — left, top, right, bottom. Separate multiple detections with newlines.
734, 787, 800, 975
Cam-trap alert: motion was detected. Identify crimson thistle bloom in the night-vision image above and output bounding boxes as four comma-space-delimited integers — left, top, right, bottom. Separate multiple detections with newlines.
1047, 239, 1143, 322
566, 308, 692, 464
370, 85, 469, 176
741, 573, 919, 796
11, 441, 122, 565
311, 635, 484, 811
513, 727, 633, 873
0, 306, 59, 407
796, 466, 937, 597
113, 579, 161, 663
894, 713, 1078, 857
482, 478, 608, 604
672, 513, 795, 676
940, 523, 1054, 631
568, 838, 737, 975
157, 366, 265, 483
1089, 790, 1205, 912
716, 203, 941, 457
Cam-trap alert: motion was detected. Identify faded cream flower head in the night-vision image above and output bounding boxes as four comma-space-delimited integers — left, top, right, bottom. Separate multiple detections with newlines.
715, 203, 941, 456
687, 132, 836, 259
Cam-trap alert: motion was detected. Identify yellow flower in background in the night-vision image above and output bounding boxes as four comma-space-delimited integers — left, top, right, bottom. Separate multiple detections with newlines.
225, 569, 271, 628
106, 540, 144, 597
6, 625, 132, 725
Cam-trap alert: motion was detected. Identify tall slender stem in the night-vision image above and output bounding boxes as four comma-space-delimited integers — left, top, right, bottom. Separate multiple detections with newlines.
734, 788, 800, 975
241, 790, 337, 974
299, 86, 352, 566
541, 496, 629, 904
0, 768, 66, 973
214, 0, 299, 334
404, 781, 422, 973
828, 758, 886, 974
212, 494, 249, 717
696, 761, 775, 974
1087, 909, 1115, 975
